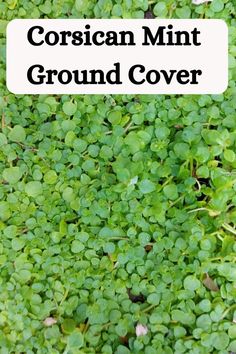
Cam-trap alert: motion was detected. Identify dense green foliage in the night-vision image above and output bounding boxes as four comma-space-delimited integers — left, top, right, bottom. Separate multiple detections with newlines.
0, 0, 236, 353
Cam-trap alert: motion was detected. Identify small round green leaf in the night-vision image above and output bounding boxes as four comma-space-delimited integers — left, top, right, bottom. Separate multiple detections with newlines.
63, 101, 77, 116
3, 167, 22, 184
9, 125, 26, 143
25, 181, 42, 197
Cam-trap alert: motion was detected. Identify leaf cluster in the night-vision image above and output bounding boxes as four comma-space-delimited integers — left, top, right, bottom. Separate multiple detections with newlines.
0, 0, 236, 353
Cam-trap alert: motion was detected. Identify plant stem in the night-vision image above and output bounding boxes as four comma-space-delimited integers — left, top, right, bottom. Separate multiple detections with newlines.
222, 223, 236, 236
142, 304, 156, 313
221, 303, 236, 320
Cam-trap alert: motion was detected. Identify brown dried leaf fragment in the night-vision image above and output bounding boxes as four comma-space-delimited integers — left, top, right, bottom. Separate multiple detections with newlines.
120, 336, 129, 346
145, 244, 153, 253
202, 273, 219, 292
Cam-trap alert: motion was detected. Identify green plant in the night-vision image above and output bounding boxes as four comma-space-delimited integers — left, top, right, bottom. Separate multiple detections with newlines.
0, 0, 236, 353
